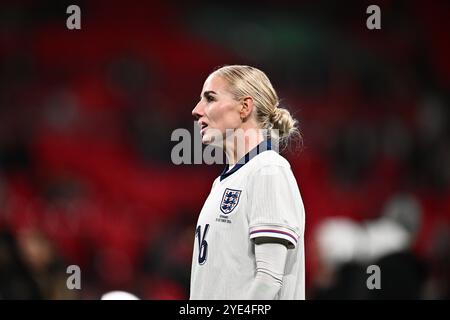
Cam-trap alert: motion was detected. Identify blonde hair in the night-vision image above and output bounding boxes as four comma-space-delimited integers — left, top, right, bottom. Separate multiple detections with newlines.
212, 65, 301, 147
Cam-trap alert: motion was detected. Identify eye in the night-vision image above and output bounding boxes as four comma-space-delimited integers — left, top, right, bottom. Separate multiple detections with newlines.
205, 95, 216, 103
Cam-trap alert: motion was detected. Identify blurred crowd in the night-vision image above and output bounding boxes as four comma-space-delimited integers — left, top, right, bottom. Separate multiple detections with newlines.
0, 1, 449, 299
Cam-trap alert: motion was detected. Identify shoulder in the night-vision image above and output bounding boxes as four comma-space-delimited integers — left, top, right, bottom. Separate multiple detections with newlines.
211, 176, 221, 188
244, 151, 294, 181
252, 150, 291, 172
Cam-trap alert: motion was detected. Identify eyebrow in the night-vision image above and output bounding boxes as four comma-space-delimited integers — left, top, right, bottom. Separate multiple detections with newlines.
201, 90, 217, 99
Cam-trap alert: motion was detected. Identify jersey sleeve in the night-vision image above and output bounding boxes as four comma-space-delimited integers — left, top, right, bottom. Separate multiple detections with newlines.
248, 164, 304, 249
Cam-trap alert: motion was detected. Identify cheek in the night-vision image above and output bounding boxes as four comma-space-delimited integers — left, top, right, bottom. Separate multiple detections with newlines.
207, 103, 240, 130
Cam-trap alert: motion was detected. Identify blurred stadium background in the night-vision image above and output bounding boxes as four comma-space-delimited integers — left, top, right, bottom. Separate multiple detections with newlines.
0, 0, 449, 299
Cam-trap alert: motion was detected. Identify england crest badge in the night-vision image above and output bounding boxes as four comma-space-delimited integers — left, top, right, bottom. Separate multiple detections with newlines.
220, 188, 242, 214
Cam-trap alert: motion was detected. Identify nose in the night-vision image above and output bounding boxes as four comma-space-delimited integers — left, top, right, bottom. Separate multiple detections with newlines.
192, 100, 204, 120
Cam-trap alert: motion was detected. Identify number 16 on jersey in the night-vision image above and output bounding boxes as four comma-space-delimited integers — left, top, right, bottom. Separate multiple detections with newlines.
195, 224, 210, 265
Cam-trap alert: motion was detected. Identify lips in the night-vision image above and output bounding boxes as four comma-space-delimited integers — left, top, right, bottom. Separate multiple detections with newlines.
199, 122, 208, 135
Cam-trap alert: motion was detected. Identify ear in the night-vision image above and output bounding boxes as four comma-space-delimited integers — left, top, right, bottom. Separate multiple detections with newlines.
240, 96, 254, 120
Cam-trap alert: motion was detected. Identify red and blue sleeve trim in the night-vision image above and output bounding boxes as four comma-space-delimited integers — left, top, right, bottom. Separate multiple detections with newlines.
250, 228, 298, 244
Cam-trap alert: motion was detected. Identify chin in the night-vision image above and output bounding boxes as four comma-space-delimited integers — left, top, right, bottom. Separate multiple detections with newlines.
201, 136, 211, 144
201, 132, 213, 144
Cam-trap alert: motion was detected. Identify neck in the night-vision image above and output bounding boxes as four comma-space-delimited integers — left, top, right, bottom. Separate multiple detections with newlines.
224, 128, 265, 165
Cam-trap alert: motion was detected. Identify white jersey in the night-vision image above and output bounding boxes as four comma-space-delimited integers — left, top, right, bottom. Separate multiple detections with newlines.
190, 141, 306, 300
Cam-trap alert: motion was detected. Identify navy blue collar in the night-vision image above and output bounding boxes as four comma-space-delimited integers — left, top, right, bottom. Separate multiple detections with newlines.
220, 139, 272, 181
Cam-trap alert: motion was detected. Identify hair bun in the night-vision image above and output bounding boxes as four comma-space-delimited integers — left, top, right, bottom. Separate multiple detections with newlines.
270, 107, 298, 140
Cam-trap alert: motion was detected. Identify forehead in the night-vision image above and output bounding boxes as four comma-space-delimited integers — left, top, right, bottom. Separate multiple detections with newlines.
201, 73, 229, 94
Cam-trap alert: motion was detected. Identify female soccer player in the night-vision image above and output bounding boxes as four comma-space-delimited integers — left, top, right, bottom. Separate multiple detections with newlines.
190, 65, 305, 300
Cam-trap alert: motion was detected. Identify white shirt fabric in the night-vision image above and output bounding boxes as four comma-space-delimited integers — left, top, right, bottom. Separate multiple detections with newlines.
190, 142, 306, 300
